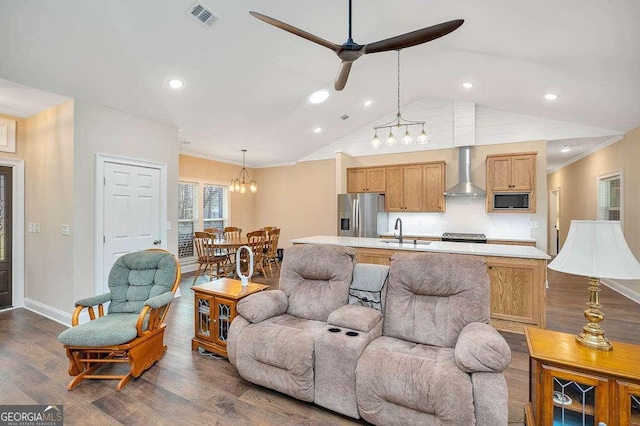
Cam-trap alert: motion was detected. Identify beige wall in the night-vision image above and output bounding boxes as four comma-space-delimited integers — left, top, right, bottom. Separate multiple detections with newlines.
23, 101, 75, 311
254, 159, 336, 248
548, 127, 640, 258
179, 154, 257, 233
72, 101, 179, 302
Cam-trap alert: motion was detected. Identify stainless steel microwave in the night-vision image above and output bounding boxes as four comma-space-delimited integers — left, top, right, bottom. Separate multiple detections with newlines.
493, 192, 530, 209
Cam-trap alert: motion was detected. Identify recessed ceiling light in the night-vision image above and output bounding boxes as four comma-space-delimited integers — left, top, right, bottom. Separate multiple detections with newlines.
462, 82, 474, 89
545, 93, 558, 101
167, 79, 184, 89
560, 145, 570, 152
313, 127, 322, 134
364, 99, 373, 107
308, 89, 330, 104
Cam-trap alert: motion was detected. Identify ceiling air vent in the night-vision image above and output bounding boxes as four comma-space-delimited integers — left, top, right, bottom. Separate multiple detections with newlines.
186, 1, 220, 27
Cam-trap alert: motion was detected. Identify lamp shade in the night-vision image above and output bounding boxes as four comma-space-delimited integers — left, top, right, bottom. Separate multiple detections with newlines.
548, 220, 640, 280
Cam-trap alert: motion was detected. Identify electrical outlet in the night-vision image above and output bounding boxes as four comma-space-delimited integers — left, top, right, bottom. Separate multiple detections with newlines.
28, 223, 40, 233
530, 221, 539, 229
61, 224, 70, 236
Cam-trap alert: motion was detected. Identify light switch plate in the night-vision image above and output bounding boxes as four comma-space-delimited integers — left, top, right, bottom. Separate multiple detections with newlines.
166, 221, 171, 230
28, 223, 40, 233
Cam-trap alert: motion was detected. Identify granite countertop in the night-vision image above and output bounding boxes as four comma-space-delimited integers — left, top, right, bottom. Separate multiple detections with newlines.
291, 235, 550, 260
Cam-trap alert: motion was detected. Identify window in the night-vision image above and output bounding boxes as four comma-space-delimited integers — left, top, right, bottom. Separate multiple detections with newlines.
598, 172, 622, 222
178, 181, 229, 259
203, 184, 225, 232
178, 182, 198, 258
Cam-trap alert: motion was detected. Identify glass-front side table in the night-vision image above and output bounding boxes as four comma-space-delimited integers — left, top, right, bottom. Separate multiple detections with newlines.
192, 278, 269, 358
525, 327, 640, 426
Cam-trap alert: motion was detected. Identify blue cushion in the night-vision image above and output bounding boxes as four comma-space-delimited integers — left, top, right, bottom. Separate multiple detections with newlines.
58, 313, 148, 346
108, 251, 177, 314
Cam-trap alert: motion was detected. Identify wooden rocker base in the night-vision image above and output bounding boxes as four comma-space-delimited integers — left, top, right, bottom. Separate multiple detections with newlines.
64, 326, 167, 391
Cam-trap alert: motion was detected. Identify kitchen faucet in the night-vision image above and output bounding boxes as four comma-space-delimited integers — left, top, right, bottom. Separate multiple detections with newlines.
394, 218, 403, 244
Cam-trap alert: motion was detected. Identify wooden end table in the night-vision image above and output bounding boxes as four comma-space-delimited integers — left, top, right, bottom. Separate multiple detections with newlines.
524, 327, 640, 426
192, 278, 269, 358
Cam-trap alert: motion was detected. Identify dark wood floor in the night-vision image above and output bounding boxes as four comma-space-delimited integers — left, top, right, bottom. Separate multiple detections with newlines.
1, 268, 639, 425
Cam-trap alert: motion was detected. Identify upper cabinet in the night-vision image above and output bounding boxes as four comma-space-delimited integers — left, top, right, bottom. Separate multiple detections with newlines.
346, 161, 445, 213
385, 165, 423, 212
486, 152, 537, 213
486, 153, 536, 192
346, 167, 386, 193
423, 162, 445, 212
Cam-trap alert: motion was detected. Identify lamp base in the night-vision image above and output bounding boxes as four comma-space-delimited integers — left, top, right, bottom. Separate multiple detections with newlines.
575, 277, 613, 351
576, 330, 612, 351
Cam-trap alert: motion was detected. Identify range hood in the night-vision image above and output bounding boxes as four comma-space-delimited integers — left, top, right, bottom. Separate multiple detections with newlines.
444, 146, 486, 197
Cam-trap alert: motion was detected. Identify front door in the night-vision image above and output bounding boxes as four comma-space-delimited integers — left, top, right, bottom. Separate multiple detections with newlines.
0, 166, 12, 308
102, 162, 161, 293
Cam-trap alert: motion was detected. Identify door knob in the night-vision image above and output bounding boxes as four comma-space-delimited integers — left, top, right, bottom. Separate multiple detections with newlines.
153, 240, 161, 245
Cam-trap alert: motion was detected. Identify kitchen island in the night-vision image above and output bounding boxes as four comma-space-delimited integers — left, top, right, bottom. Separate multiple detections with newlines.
291, 235, 551, 334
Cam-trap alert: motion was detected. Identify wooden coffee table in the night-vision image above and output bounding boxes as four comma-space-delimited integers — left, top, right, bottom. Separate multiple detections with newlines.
192, 278, 269, 358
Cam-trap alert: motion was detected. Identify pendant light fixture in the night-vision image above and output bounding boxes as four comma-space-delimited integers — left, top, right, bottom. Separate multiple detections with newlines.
229, 149, 257, 193
370, 50, 429, 148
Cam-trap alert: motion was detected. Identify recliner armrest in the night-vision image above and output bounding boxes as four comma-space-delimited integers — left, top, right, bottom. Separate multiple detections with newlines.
145, 291, 175, 309
454, 322, 511, 373
75, 292, 112, 307
237, 289, 288, 323
327, 305, 382, 333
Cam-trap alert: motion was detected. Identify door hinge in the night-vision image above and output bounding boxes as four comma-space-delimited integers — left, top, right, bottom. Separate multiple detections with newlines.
103, 235, 105, 243
104, 177, 106, 185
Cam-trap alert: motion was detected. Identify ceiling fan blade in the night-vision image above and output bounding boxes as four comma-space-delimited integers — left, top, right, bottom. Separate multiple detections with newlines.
334, 61, 353, 91
363, 19, 464, 54
249, 11, 341, 53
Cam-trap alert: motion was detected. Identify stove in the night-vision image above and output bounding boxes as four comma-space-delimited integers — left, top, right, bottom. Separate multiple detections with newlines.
441, 232, 487, 243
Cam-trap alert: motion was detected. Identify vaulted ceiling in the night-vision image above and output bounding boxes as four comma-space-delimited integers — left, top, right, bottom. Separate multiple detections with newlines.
0, 0, 638, 169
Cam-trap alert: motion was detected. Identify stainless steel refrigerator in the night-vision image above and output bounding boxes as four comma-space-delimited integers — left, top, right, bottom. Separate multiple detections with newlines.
337, 193, 388, 238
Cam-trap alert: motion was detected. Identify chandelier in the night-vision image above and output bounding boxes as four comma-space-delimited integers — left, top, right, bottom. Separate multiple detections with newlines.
229, 149, 257, 193
370, 50, 429, 148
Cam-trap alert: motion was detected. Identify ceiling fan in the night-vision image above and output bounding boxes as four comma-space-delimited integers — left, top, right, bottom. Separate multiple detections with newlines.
249, 1, 464, 91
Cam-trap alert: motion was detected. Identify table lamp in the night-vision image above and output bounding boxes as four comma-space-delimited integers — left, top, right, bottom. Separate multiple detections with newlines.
548, 220, 640, 351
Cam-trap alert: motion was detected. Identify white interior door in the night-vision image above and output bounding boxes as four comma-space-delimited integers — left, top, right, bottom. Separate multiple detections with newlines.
548, 188, 560, 256
103, 161, 161, 291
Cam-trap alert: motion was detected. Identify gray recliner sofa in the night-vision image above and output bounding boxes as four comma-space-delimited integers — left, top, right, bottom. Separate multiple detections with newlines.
228, 245, 511, 425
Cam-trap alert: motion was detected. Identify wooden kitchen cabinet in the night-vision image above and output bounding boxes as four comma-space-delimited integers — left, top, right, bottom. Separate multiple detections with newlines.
386, 165, 423, 212
346, 167, 386, 193
486, 152, 537, 213
525, 327, 640, 426
385, 161, 445, 212
423, 162, 445, 212
486, 256, 545, 328
486, 152, 536, 192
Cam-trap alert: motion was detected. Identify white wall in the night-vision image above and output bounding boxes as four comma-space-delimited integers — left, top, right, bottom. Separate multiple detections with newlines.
389, 197, 532, 238
72, 101, 179, 303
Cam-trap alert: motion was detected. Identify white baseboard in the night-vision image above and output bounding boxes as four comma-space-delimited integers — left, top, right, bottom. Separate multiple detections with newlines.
601, 278, 640, 305
23, 298, 77, 327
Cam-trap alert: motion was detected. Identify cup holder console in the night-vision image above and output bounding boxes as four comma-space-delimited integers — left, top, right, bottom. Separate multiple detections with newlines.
345, 331, 359, 337
328, 328, 341, 333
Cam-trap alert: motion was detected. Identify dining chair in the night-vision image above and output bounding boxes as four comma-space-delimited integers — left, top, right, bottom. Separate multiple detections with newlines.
224, 227, 242, 240
204, 227, 223, 238
261, 226, 277, 233
263, 228, 281, 277
192, 232, 228, 285
244, 230, 267, 278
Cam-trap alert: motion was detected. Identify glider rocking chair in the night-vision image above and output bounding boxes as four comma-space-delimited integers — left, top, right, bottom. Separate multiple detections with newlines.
57, 249, 181, 390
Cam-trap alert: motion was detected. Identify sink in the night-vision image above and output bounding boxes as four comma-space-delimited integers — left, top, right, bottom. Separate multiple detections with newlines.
379, 240, 432, 246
